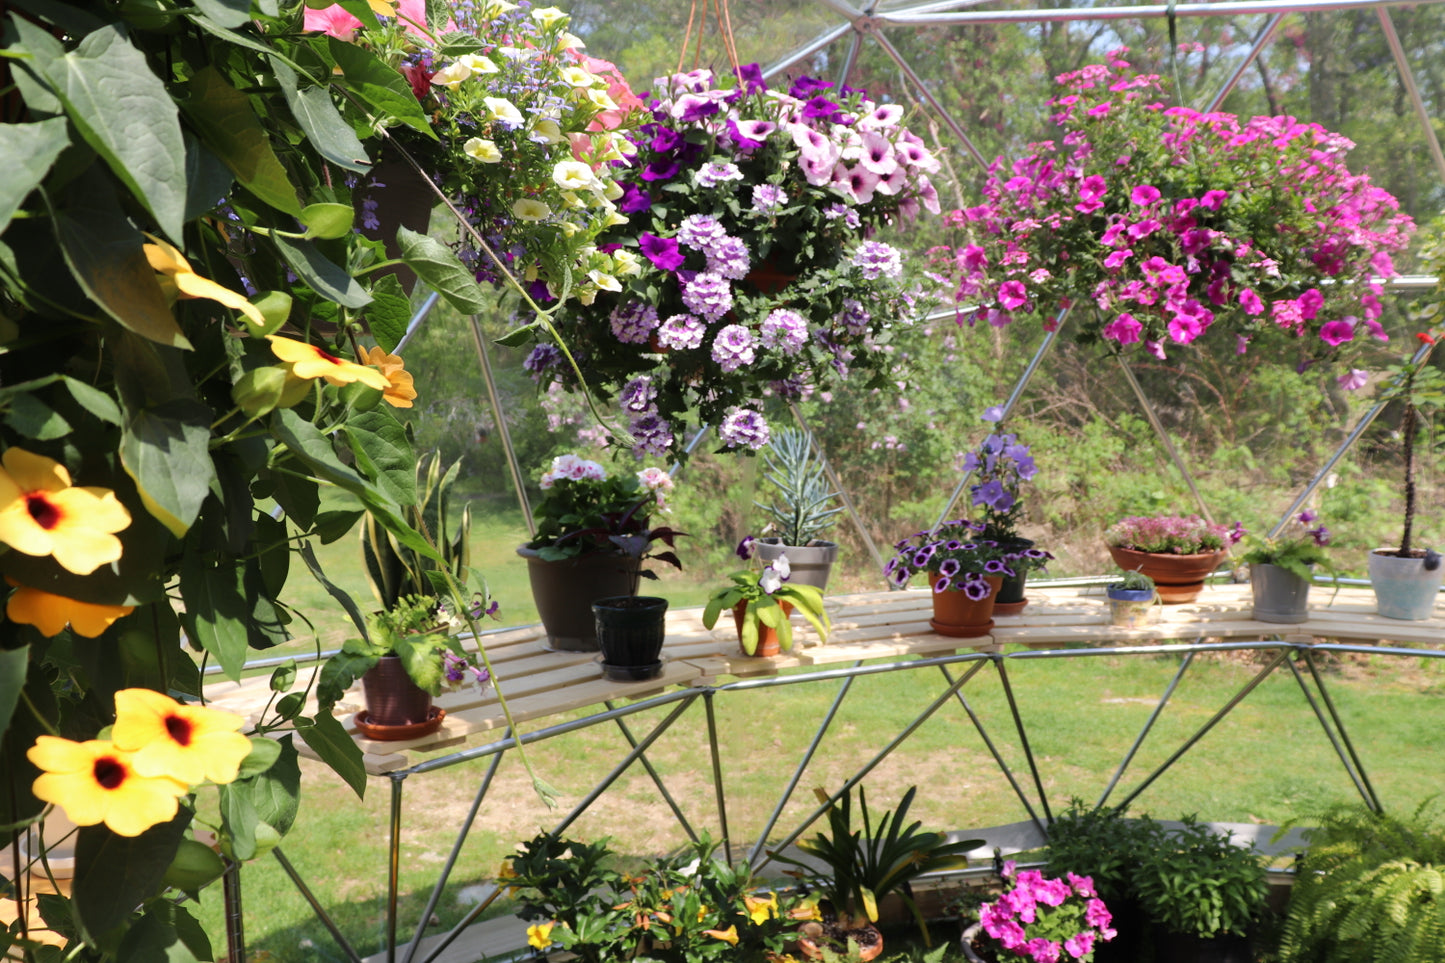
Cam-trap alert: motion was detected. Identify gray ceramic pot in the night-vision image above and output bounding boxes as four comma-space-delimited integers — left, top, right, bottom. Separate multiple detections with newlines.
756, 537, 837, 591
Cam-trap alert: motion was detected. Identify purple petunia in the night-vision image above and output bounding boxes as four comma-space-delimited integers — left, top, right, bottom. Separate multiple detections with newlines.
522, 343, 561, 381
639, 232, 686, 272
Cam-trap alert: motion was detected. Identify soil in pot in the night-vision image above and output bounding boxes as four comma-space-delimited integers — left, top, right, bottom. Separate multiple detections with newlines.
593, 595, 668, 681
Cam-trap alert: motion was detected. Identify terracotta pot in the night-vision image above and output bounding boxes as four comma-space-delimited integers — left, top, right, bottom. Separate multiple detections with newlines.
518, 546, 641, 651
927, 574, 1002, 638
1106, 546, 1227, 603
733, 599, 792, 657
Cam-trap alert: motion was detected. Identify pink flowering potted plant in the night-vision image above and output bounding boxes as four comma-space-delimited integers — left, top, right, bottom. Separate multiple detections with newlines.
962, 862, 1117, 963
1103, 514, 1241, 603
938, 49, 1412, 388
519, 454, 683, 651
519, 64, 942, 460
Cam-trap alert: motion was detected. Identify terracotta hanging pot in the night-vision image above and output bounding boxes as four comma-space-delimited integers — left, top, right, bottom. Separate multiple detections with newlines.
1106, 546, 1226, 603
927, 574, 1002, 638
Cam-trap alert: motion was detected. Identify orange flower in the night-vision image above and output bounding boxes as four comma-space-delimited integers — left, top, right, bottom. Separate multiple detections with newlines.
28, 737, 188, 837
703, 925, 739, 945
143, 234, 265, 327
268, 336, 390, 391
0, 448, 131, 575
5, 579, 134, 638
358, 345, 418, 408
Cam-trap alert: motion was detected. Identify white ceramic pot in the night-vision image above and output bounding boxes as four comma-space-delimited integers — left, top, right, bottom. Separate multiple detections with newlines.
1368, 549, 1444, 621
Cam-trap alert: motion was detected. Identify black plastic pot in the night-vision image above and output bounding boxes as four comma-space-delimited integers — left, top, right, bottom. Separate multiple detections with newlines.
593, 596, 668, 681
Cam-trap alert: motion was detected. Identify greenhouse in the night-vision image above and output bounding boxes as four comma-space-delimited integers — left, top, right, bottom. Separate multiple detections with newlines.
3, 1, 1445, 962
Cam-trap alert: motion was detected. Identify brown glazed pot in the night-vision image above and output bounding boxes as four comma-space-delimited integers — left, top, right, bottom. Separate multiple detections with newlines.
1106, 546, 1227, 603
357, 655, 444, 740
927, 574, 1003, 638
518, 546, 641, 651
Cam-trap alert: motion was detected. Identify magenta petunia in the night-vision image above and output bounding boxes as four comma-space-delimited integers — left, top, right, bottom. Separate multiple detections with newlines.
1319, 319, 1356, 346
639, 233, 686, 272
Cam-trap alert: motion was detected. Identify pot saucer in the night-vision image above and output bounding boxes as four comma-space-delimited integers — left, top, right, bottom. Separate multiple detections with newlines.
355, 706, 445, 741
595, 656, 666, 682
929, 618, 995, 639
993, 598, 1029, 617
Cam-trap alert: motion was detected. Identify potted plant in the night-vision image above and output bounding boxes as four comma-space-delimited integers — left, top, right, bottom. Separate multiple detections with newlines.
886, 521, 1047, 638
961, 412, 1047, 615
1133, 817, 1269, 963
520, 64, 942, 461
1103, 515, 1238, 603
937, 51, 1411, 383
702, 544, 830, 657
518, 455, 683, 651
1274, 802, 1445, 963
1238, 513, 1335, 624
1105, 569, 1157, 628
592, 596, 669, 682
333, 595, 491, 740
961, 861, 1117, 963
1367, 327, 1445, 620
753, 427, 843, 591
506, 830, 805, 963
774, 785, 982, 959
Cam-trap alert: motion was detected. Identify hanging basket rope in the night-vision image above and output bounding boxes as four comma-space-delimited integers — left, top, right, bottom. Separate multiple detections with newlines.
677, 0, 741, 76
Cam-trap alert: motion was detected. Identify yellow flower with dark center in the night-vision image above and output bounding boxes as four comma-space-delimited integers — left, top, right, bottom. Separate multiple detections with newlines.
268, 335, 390, 391
5, 579, 135, 637
0, 448, 131, 575
27, 736, 188, 837
357, 346, 418, 408
111, 688, 253, 786
526, 922, 554, 949
745, 893, 778, 925
143, 234, 265, 327
703, 925, 739, 945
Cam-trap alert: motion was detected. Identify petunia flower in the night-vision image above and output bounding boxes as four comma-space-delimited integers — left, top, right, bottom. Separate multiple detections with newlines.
111, 688, 253, 786
357, 346, 417, 408
268, 336, 390, 391
0, 447, 131, 575
27, 736, 189, 837
144, 235, 264, 328
5, 579, 134, 638
463, 138, 502, 163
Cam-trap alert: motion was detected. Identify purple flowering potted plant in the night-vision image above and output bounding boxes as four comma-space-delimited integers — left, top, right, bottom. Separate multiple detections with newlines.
962, 862, 1117, 963
937, 49, 1412, 388
1103, 514, 1238, 604
519, 455, 683, 651
1238, 512, 1336, 624
304, 0, 643, 300
519, 63, 942, 460
886, 521, 1046, 638
962, 410, 1052, 614
702, 540, 830, 657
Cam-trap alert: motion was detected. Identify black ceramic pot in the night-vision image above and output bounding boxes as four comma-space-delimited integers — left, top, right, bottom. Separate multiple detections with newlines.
593, 596, 668, 681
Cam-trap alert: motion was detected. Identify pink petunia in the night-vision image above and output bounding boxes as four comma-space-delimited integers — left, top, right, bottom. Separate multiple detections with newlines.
1130, 184, 1161, 205
1238, 288, 1264, 316
997, 280, 1029, 310
1319, 319, 1356, 346
1102, 312, 1142, 344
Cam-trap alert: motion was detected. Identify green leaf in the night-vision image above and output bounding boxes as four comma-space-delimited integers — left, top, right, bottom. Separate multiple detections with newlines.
5, 16, 65, 116
300, 202, 356, 240
181, 133, 235, 222
218, 779, 259, 860
179, 547, 250, 681
182, 67, 302, 217
64, 376, 122, 425
327, 36, 437, 138
4, 393, 69, 440
397, 226, 491, 315
299, 540, 369, 639
73, 811, 190, 939
0, 118, 68, 235
249, 291, 293, 337
271, 58, 370, 173
241, 735, 300, 835
297, 710, 368, 797
0, 645, 27, 744
272, 233, 370, 308
50, 170, 191, 350
45, 25, 187, 241
344, 409, 416, 507
190, 0, 250, 28
120, 400, 215, 537
495, 323, 539, 348
331, 0, 379, 28
236, 737, 283, 779
159, 839, 226, 896
365, 274, 411, 353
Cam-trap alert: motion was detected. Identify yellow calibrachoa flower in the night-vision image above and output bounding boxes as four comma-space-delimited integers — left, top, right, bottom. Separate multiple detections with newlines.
744, 893, 778, 925
267, 335, 390, 390
703, 925, 739, 945
358, 346, 418, 408
458, 53, 498, 75
512, 198, 551, 221
530, 5, 567, 27
143, 234, 265, 327
526, 922, 554, 949
532, 118, 564, 145
463, 137, 503, 163
5, 579, 134, 637
111, 688, 253, 786
0, 447, 131, 575
28, 737, 188, 837
484, 96, 524, 125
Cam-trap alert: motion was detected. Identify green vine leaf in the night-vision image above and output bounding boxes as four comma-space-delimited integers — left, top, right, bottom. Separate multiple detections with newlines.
327, 36, 437, 138
73, 811, 191, 940
0, 118, 68, 234
182, 66, 303, 217
397, 226, 490, 314
297, 709, 368, 798
272, 233, 371, 308
120, 400, 215, 537
271, 58, 371, 174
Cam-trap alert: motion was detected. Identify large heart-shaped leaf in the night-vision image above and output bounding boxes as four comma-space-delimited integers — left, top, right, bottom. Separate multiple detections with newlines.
182, 66, 303, 217
179, 546, 249, 681
73, 811, 191, 940
271, 58, 370, 173
273, 234, 371, 308
397, 226, 491, 315
327, 36, 436, 138
0, 118, 68, 235
45, 25, 187, 241
120, 400, 214, 537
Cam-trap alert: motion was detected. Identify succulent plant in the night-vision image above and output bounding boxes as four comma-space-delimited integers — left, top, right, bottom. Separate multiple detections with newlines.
754, 428, 843, 546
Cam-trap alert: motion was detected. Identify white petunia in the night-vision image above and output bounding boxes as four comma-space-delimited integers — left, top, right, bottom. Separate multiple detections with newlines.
430, 61, 470, 89
588, 270, 621, 292
484, 97, 524, 125
531, 5, 568, 27
512, 198, 550, 221
559, 66, 595, 88
463, 138, 502, 163
458, 54, 498, 75
532, 118, 565, 144
586, 88, 618, 111
552, 160, 599, 192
